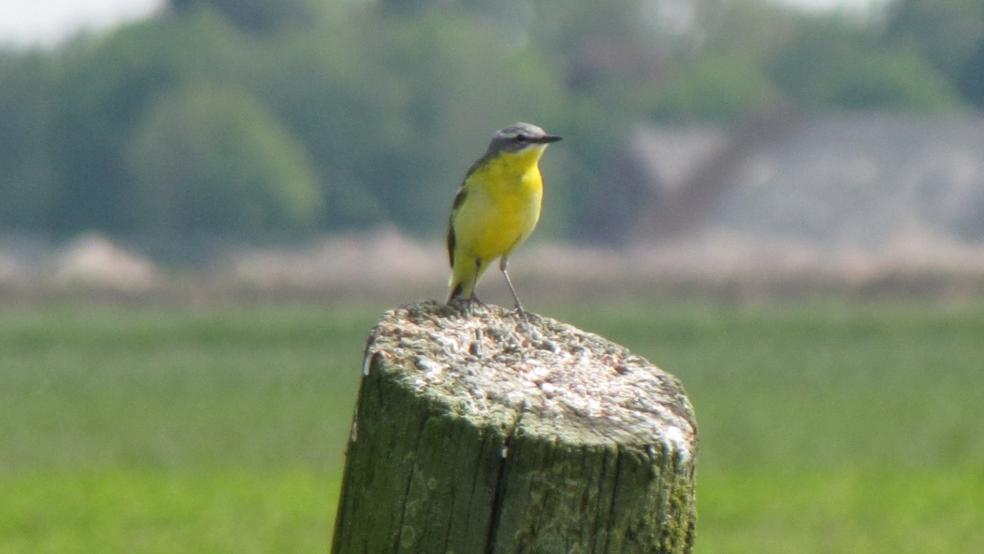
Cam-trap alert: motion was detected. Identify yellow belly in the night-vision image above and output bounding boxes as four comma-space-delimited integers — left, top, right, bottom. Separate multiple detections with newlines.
454, 168, 542, 262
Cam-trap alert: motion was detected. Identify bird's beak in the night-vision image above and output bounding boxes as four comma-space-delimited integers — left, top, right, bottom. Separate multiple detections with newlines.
532, 134, 562, 144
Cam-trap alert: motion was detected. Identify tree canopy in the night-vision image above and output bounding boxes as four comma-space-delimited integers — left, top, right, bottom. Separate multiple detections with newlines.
0, 0, 977, 243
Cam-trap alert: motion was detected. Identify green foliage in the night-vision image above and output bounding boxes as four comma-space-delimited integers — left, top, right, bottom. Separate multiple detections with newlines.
126, 83, 321, 235
958, 40, 984, 107
168, 0, 324, 32
0, 53, 59, 229
651, 54, 778, 121
702, 0, 805, 63
883, 0, 984, 107
769, 16, 961, 110
246, 11, 566, 234
884, 0, 984, 79
0, 0, 979, 239
44, 11, 246, 234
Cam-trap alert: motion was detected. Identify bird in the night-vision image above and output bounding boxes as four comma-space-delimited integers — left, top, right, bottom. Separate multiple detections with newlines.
446, 122, 562, 313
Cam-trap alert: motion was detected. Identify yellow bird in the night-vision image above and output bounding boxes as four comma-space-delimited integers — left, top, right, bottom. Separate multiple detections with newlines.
446, 122, 562, 312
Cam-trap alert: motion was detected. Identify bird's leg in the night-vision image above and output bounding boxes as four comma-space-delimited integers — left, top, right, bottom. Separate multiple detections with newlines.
499, 256, 526, 315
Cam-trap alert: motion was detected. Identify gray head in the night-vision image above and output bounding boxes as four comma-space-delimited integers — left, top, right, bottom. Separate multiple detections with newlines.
485, 122, 562, 156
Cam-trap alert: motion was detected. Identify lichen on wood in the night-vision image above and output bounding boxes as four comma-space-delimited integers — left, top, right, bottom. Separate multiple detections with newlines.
332, 301, 698, 554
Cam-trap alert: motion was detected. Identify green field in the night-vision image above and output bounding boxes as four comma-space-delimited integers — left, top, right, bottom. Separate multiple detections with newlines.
1, 300, 982, 552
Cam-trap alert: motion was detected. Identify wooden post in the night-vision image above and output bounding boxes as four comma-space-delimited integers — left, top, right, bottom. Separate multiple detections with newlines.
332, 301, 698, 553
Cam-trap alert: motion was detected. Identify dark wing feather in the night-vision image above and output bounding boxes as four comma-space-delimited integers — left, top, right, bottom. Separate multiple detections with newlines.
446, 154, 487, 268
447, 187, 467, 267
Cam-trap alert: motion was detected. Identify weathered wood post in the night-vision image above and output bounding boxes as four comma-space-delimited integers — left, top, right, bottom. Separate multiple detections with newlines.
332, 301, 698, 553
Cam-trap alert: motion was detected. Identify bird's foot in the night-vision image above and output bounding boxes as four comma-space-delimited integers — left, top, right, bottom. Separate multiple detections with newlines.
510, 303, 528, 321
466, 295, 488, 314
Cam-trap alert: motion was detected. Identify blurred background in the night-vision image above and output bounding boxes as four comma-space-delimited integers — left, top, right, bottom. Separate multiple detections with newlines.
1, 0, 982, 552
2, 0, 984, 297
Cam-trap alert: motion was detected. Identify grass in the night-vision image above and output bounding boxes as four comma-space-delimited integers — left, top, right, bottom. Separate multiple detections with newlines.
0, 471, 338, 554
0, 306, 371, 553
1, 299, 982, 552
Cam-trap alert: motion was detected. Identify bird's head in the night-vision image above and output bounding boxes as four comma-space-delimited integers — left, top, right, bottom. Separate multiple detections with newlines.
486, 122, 562, 157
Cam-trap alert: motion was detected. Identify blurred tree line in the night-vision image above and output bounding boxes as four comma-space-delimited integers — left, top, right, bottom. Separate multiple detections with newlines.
0, 0, 981, 244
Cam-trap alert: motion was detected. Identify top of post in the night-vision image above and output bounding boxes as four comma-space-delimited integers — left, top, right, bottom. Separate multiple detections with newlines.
363, 301, 697, 459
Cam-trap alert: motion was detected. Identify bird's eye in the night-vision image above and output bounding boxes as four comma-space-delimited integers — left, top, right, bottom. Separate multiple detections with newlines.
515, 134, 527, 142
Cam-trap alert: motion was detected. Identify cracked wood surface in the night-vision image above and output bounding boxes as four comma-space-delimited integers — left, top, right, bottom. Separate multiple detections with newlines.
332, 301, 698, 553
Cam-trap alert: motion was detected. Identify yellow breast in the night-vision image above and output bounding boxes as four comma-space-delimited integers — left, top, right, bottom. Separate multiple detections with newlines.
454, 148, 544, 261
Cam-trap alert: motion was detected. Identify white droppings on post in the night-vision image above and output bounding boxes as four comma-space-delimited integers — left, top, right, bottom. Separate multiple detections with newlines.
369, 301, 697, 452
662, 425, 691, 463
415, 356, 444, 379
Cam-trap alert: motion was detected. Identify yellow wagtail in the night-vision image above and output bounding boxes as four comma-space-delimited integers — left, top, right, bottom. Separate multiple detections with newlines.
446, 122, 562, 312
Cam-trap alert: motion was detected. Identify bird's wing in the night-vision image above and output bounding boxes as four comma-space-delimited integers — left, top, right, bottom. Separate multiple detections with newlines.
447, 153, 489, 268
446, 185, 467, 267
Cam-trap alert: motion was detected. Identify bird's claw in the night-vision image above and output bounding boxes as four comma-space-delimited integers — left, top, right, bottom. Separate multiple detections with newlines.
467, 295, 487, 313
511, 304, 528, 320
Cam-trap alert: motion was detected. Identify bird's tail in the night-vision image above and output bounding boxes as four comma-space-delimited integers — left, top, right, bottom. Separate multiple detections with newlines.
447, 256, 483, 303
447, 281, 465, 303
447, 274, 474, 303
